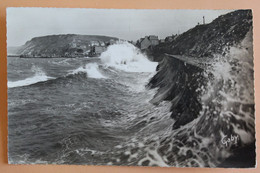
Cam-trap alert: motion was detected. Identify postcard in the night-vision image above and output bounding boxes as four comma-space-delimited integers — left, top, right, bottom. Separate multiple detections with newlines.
7, 8, 255, 167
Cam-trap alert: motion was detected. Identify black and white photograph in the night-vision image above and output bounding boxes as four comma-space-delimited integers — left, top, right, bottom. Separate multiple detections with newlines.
7, 8, 255, 167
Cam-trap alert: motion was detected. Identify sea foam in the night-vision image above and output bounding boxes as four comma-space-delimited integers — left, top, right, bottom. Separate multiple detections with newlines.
71, 63, 106, 79
100, 41, 158, 72
8, 66, 53, 88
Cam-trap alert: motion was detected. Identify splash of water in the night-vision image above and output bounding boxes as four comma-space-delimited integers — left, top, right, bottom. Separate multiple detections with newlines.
70, 63, 107, 79
100, 41, 158, 72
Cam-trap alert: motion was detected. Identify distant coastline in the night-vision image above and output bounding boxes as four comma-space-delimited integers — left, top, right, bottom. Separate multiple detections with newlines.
7, 34, 119, 59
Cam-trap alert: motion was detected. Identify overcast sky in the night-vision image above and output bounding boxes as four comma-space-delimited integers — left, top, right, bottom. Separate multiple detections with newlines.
7, 8, 233, 46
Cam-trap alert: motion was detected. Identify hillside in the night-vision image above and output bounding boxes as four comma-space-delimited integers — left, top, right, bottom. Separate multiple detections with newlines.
148, 10, 253, 128
150, 10, 252, 60
11, 34, 118, 57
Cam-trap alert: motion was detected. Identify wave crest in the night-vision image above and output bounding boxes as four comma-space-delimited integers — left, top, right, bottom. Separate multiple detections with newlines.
8, 65, 54, 88
70, 63, 106, 79
100, 42, 158, 72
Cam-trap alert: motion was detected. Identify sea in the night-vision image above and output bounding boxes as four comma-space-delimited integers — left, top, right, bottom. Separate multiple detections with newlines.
8, 42, 174, 165
7, 41, 255, 167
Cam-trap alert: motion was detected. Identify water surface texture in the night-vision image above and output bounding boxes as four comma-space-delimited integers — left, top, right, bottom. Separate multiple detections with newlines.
8, 42, 255, 167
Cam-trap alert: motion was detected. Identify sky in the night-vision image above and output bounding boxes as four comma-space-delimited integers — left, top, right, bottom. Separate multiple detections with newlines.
7, 8, 233, 46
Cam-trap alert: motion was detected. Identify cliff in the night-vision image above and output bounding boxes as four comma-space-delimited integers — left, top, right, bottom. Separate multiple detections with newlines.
150, 10, 252, 61
148, 9, 253, 129
147, 9, 255, 167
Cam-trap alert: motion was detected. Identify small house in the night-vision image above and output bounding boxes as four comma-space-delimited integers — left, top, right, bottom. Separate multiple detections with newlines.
89, 46, 107, 56
90, 41, 100, 46
148, 35, 159, 46
137, 35, 159, 50
139, 37, 151, 50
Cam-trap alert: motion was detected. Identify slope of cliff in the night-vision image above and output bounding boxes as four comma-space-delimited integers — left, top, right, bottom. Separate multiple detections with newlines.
151, 10, 252, 61
148, 9, 253, 129
147, 9, 255, 167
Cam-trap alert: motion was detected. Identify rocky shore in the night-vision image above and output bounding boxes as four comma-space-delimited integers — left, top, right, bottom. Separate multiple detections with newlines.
147, 9, 255, 167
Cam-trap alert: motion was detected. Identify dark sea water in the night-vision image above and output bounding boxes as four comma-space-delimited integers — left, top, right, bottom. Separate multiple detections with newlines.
7, 42, 255, 167
7, 45, 174, 165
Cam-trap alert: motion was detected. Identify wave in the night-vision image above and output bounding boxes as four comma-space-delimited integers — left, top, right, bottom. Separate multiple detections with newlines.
70, 63, 106, 79
100, 41, 158, 72
8, 62, 108, 88
8, 42, 156, 88
8, 66, 54, 88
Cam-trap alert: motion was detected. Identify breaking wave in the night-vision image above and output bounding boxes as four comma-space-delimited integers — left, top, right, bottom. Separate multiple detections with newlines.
8, 65, 54, 88
70, 63, 107, 79
100, 41, 158, 72
8, 42, 157, 89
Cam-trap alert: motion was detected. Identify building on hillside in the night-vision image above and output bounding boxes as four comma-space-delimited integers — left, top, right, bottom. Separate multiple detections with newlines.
138, 36, 151, 50
89, 45, 107, 56
90, 41, 100, 46
70, 38, 90, 50
148, 35, 159, 46
70, 38, 83, 48
136, 35, 159, 50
